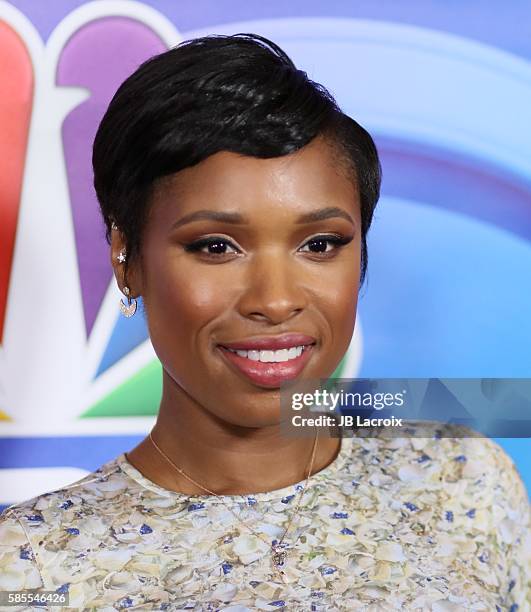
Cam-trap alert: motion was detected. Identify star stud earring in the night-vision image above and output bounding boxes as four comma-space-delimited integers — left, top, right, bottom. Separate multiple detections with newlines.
113, 233, 136, 317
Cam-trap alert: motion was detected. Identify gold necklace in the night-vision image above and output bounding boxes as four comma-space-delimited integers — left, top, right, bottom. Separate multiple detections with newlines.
146, 429, 319, 581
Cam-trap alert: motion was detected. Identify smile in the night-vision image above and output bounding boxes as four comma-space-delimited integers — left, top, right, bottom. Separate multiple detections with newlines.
225, 345, 307, 362
217, 343, 315, 388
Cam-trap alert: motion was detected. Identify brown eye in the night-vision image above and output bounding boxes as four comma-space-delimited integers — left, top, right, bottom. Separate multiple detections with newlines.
304, 238, 333, 253
184, 237, 239, 256
299, 234, 353, 254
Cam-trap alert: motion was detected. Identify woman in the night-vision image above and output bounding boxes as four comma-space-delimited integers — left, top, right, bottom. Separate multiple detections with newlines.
1, 33, 529, 611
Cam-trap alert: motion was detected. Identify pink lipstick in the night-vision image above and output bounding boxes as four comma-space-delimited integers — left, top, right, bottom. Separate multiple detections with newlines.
217, 333, 316, 388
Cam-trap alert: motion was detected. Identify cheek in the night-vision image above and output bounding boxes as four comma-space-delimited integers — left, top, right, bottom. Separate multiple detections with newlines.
312, 254, 360, 357
322, 283, 358, 350
142, 258, 230, 365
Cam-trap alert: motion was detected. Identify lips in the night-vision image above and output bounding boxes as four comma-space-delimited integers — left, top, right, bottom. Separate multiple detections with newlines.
216, 333, 317, 388
218, 333, 316, 351
217, 343, 315, 388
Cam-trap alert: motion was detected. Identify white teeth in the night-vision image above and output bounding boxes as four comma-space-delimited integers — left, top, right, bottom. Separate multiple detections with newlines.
287, 347, 299, 360
228, 345, 306, 362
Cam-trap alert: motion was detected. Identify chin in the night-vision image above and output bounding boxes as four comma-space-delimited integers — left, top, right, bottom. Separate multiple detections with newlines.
215, 407, 282, 430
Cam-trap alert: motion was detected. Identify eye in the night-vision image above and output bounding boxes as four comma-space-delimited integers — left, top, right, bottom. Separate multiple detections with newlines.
183, 236, 240, 257
299, 234, 354, 255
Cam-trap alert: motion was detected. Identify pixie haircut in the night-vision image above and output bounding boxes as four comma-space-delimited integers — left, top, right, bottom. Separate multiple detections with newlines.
93, 33, 381, 288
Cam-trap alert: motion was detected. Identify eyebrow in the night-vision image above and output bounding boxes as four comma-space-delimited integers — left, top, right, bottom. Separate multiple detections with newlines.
296, 207, 355, 225
170, 206, 355, 230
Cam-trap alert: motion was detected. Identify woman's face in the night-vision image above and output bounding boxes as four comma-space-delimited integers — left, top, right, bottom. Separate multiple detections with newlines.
119, 135, 361, 428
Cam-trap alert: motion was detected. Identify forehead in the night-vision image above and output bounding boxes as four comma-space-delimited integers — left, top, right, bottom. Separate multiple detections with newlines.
150, 135, 359, 221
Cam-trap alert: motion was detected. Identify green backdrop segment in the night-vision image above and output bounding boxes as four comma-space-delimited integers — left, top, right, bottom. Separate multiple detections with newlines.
330, 351, 348, 378
81, 351, 347, 419
331, 353, 346, 379
320, 352, 347, 393
81, 359, 162, 418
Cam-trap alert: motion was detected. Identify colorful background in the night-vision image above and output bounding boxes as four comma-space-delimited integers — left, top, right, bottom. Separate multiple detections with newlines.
1, 0, 530, 511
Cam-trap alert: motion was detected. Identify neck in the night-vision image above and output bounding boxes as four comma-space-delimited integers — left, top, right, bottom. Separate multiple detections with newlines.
125, 371, 342, 496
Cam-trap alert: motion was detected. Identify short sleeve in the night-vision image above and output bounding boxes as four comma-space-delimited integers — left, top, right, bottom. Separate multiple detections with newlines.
0, 508, 44, 592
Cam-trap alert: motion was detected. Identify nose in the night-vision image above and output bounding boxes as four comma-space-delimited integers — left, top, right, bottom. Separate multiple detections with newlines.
237, 250, 307, 324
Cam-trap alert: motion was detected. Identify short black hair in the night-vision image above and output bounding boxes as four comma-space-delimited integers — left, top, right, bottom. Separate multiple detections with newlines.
93, 32, 381, 288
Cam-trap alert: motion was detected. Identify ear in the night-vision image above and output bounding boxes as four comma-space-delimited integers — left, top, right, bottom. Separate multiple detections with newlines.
110, 224, 142, 298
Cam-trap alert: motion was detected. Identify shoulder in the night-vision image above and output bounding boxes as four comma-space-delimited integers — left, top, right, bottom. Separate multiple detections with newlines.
361, 420, 529, 499
347, 421, 530, 544
0, 510, 44, 591
0, 452, 127, 521
449, 427, 531, 608
435, 424, 529, 508
0, 454, 130, 591
362, 422, 531, 606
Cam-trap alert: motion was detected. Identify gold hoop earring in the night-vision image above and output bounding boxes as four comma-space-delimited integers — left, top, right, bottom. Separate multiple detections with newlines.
120, 286, 137, 318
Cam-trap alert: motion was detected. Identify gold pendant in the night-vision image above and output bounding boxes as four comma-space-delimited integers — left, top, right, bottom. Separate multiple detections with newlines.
271, 542, 289, 571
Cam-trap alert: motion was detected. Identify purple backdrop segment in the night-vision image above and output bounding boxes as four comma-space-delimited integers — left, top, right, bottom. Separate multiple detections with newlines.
377, 136, 531, 244
57, 18, 167, 338
9, 1, 531, 62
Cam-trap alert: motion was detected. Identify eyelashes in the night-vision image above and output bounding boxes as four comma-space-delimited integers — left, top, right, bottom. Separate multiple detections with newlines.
183, 237, 238, 256
300, 234, 353, 254
182, 234, 354, 259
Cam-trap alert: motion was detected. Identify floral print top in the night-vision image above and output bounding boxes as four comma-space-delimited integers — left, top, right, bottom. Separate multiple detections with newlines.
0, 424, 530, 611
